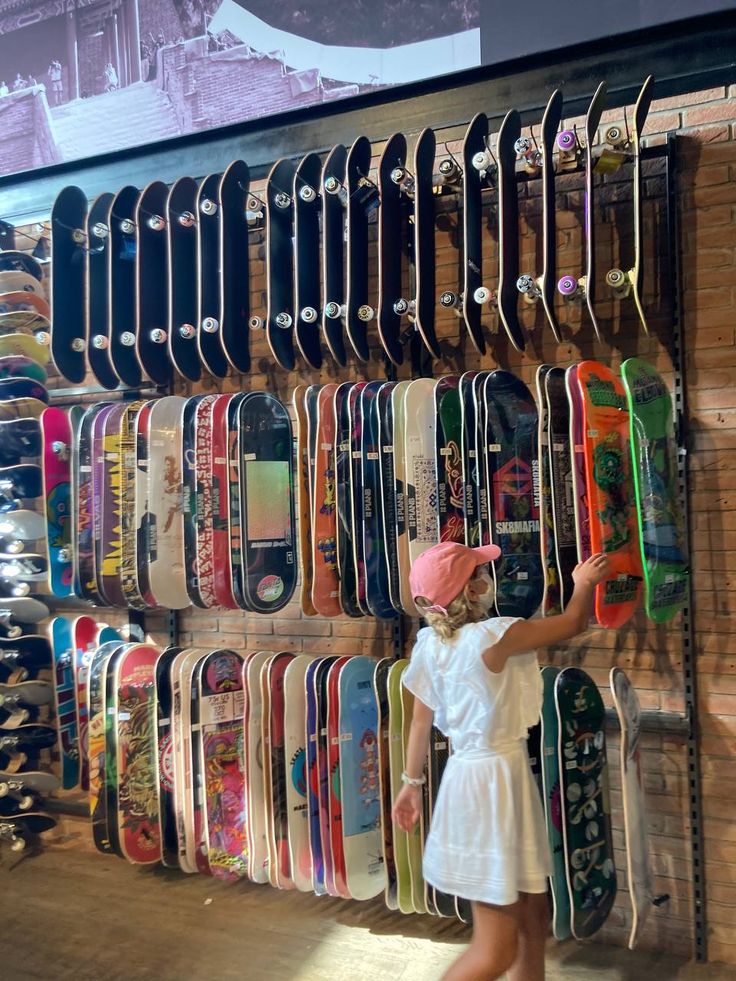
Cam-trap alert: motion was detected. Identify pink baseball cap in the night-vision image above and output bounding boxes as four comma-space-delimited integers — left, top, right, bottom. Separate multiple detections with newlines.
409, 541, 501, 614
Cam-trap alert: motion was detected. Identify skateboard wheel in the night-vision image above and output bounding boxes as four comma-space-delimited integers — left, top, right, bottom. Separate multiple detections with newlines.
556, 130, 577, 151
91, 334, 108, 350
472, 149, 492, 172
275, 312, 293, 330
324, 301, 342, 319
605, 125, 625, 147
91, 221, 108, 240
473, 286, 491, 305
605, 268, 626, 288
249, 316, 264, 331
71, 337, 85, 353
440, 290, 458, 308
324, 176, 340, 195
301, 306, 318, 323
516, 274, 535, 295
119, 218, 135, 235
357, 304, 374, 322
120, 331, 136, 347
4, 626, 21, 640
71, 228, 86, 246
201, 317, 219, 334
178, 211, 195, 228
200, 198, 217, 217
10, 836, 26, 853
150, 328, 167, 344
147, 215, 166, 232
390, 166, 407, 186
179, 324, 196, 340
299, 185, 317, 203
274, 192, 291, 210
557, 275, 579, 297
514, 136, 533, 155
9, 583, 30, 598
34, 331, 50, 347
438, 158, 460, 182
17, 794, 33, 812
51, 440, 67, 454
393, 298, 409, 316
4, 542, 23, 556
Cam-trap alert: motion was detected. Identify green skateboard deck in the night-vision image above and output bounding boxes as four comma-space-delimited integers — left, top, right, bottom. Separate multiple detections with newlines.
387, 659, 413, 914
401, 680, 427, 914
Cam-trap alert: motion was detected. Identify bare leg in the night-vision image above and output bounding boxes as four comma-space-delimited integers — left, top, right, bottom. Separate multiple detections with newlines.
506, 892, 549, 981
441, 899, 522, 981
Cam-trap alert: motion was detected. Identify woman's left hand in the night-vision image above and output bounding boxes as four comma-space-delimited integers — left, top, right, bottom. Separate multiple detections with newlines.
392, 784, 422, 832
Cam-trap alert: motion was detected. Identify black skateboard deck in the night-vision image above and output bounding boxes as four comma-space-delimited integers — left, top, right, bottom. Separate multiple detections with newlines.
86, 191, 118, 389
458, 112, 492, 354
377, 381, 402, 613
321, 144, 348, 367
0, 418, 41, 466
108, 185, 143, 387
377, 132, 409, 366
0, 252, 42, 280
220, 160, 252, 374
166, 176, 201, 382
265, 159, 297, 370
334, 382, 362, 618
361, 381, 394, 618
136, 180, 172, 385
545, 367, 577, 610
196, 172, 228, 378
496, 110, 526, 353
413, 127, 441, 360
345, 136, 376, 363
50, 185, 88, 383
0, 463, 43, 502
0, 811, 55, 851
293, 152, 323, 369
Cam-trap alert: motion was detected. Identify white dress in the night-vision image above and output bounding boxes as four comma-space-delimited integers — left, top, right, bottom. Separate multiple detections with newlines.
402, 618, 552, 905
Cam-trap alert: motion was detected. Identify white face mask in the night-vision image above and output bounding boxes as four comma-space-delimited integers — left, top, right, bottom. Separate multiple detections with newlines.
473, 568, 496, 614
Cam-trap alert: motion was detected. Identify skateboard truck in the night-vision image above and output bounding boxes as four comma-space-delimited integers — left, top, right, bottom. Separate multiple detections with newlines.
514, 134, 542, 174
0, 580, 30, 598
436, 154, 462, 186
516, 274, 543, 303
556, 128, 582, 170
0, 823, 27, 851
0, 784, 33, 810
390, 165, 415, 195
323, 173, 347, 203
605, 267, 634, 298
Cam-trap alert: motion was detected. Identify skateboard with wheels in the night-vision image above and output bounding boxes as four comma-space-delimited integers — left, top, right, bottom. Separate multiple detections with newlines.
98, 404, 127, 606
0, 334, 49, 369
244, 651, 271, 883
404, 377, 439, 567
544, 367, 577, 609
555, 667, 616, 940
0, 770, 59, 809
311, 384, 341, 617
86, 191, 118, 390
496, 110, 526, 353
610, 667, 654, 949
603, 76, 655, 333
412, 126, 442, 361
387, 659, 413, 914
0, 723, 56, 771
621, 358, 687, 621
484, 370, 542, 618
293, 152, 323, 369
196, 172, 228, 378
516, 89, 564, 341
0, 509, 45, 552
334, 383, 362, 618
0, 679, 52, 723
136, 181, 172, 385
377, 381, 401, 613
0, 597, 48, 638
0, 634, 51, 675
345, 135, 377, 363
239, 392, 296, 613
0, 462, 43, 502
39, 407, 72, 597
540, 665, 571, 940
535, 366, 562, 615
108, 185, 142, 387
198, 649, 247, 878
265, 159, 297, 371
283, 655, 313, 893
565, 365, 592, 564
346, 383, 369, 616
0, 811, 56, 851
50, 185, 87, 383
320, 144, 349, 367
327, 656, 350, 898
577, 361, 643, 627
210, 394, 238, 609
0, 377, 47, 404
148, 396, 189, 610
265, 651, 295, 889
219, 160, 252, 374
166, 176, 201, 382
377, 132, 410, 366
115, 643, 162, 864
339, 655, 385, 901
0, 252, 42, 280
88, 639, 127, 854
435, 375, 465, 544
293, 386, 316, 616
0, 355, 46, 385
556, 82, 607, 339
374, 657, 397, 909
152, 645, 180, 868
361, 381, 395, 618
390, 381, 417, 616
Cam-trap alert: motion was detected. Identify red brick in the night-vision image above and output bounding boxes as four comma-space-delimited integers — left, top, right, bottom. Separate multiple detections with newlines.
684, 102, 736, 127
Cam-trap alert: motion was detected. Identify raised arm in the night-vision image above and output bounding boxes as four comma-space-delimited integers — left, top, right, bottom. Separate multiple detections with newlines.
482, 553, 611, 672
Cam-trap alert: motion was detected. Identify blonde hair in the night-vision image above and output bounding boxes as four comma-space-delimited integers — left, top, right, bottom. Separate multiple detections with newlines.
415, 575, 490, 643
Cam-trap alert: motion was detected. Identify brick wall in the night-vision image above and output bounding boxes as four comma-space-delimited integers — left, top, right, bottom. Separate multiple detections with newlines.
28, 82, 736, 966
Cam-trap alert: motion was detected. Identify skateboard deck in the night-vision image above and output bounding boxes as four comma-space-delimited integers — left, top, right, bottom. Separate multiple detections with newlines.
315, 655, 339, 896
404, 377, 439, 567
219, 160, 252, 374
0, 355, 46, 385
0, 271, 44, 301
332, 383, 361, 618
540, 665, 571, 940
0, 461, 43, 501
265, 651, 295, 889
293, 152, 323, 369
0, 334, 49, 367
0, 252, 42, 280
174, 647, 210, 874
361, 381, 394, 618
226, 394, 248, 610
377, 132, 409, 366
134, 402, 155, 607
377, 381, 401, 612
610, 666, 654, 949
73, 615, 97, 790
181, 396, 205, 608
496, 110, 526, 353
108, 185, 142, 387
311, 384, 341, 617
166, 176, 201, 382
198, 649, 247, 878
459, 112, 491, 354
327, 656, 350, 898
401, 677, 427, 913
577, 361, 643, 627
0, 377, 47, 403
265, 159, 297, 370
76, 405, 108, 603
86, 191, 118, 389
305, 657, 328, 894
346, 383, 369, 615
484, 370, 542, 618
40, 407, 72, 597
460, 370, 484, 547
339, 655, 386, 900
426, 726, 456, 917
536, 366, 562, 615
136, 180, 172, 385
102, 644, 126, 857
88, 640, 126, 853
119, 402, 147, 609
320, 144, 349, 366
435, 375, 465, 544
98, 403, 126, 606
50, 185, 87, 383
293, 386, 316, 616
345, 135, 376, 362
210, 394, 238, 609
0, 596, 48, 638
545, 368, 577, 610
390, 381, 417, 616
148, 396, 189, 609
0, 811, 56, 851
196, 172, 228, 378
374, 657, 397, 909
555, 667, 616, 940
245, 650, 272, 884
153, 645, 180, 868
412, 127, 442, 360
239, 392, 296, 613
50, 616, 80, 790
0, 770, 59, 802
0, 419, 42, 469
283, 655, 314, 892
621, 358, 688, 622
565, 365, 592, 563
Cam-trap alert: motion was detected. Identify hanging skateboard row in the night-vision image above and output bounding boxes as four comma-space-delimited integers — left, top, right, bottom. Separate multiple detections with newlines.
39, 76, 654, 385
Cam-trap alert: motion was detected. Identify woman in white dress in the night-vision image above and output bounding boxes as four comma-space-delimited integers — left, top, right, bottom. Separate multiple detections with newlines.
392, 541, 610, 981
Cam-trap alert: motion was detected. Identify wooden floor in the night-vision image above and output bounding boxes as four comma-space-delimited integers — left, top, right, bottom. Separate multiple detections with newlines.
1, 846, 731, 981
